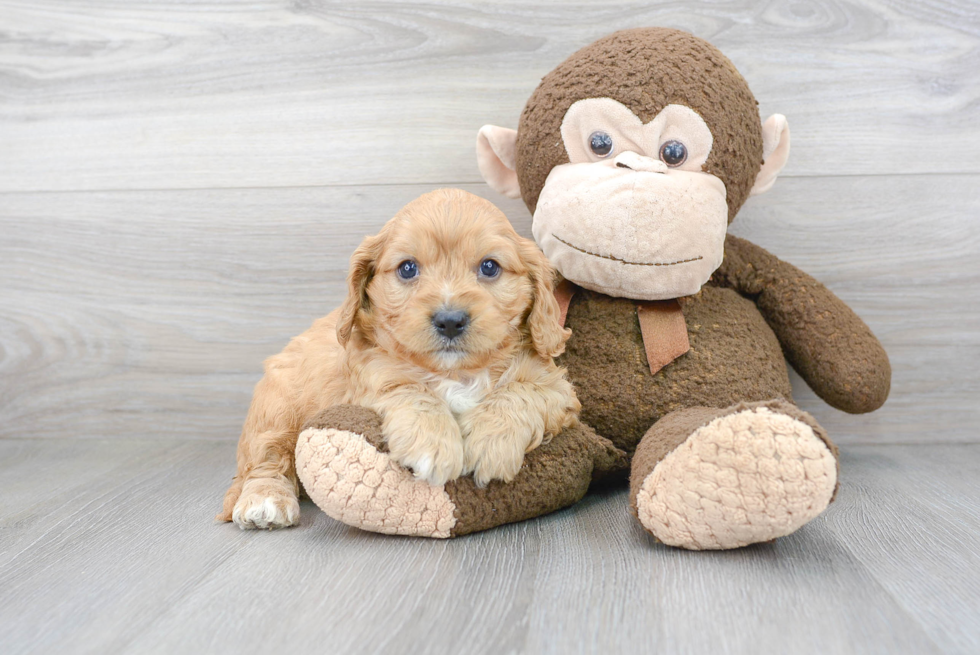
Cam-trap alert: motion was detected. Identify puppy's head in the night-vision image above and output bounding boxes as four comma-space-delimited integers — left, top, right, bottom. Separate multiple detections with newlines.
337, 188, 569, 371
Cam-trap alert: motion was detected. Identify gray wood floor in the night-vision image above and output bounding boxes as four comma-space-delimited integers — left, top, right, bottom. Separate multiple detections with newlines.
2, 1, 979, 653
1, 440, 979, 654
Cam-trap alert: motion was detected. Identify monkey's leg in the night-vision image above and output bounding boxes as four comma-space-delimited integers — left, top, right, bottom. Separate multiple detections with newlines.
629, 400, 839, 550
295, 405, 627, 538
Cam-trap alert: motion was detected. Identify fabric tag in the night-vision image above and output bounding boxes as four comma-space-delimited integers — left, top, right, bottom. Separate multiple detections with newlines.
636, 300, 690, 375
554, 279, 577, 328
553, 282, 690, 375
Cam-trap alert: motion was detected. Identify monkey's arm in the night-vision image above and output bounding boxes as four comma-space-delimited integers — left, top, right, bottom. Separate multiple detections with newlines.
713, 234, 890, 414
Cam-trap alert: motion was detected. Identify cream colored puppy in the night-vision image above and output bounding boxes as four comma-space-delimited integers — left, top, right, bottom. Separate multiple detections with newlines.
219, 189, 580, 529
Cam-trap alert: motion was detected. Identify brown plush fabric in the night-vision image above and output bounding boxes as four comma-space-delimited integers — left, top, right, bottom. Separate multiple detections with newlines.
299, 29, 890, 546
628, 405, 735, 517
559, 285, 793, 457
302, 405, 629, 537
516, 27, 763, 221
714, 235, 891, 413
445, 423, 628, 537
304, 404, 388, 453
628, 399, 840, 518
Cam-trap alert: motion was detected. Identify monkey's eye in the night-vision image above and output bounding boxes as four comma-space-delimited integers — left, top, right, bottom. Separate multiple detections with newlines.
479, 258, 501, 278
589, 131, 614, 158
397, 260, 418, 280
659, 140, 688, 167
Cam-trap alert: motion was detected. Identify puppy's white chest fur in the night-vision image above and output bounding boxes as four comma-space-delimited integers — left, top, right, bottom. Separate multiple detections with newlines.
425, 371, 492, 416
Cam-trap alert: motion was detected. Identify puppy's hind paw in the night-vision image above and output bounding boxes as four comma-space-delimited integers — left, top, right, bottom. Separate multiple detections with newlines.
231, 479, 300, 530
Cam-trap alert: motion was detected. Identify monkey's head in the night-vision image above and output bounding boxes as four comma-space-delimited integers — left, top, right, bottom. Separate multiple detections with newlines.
477, 28, 791, 300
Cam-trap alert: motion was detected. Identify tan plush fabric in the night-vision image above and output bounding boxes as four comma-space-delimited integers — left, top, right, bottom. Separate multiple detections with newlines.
559, 100, 714, 170
516, 27, 763, 222
537, 97, 729, 300
628, 407, 729, 505
296, 407, 457, 538
297, 405, 629, 537
751, 114, 790, 196
631, 401, 838, 550
476, 125, 521, 199
532, 156, 729, 300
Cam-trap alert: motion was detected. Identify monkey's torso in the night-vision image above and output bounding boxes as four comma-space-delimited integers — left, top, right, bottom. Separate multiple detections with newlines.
558, 284, 792, 457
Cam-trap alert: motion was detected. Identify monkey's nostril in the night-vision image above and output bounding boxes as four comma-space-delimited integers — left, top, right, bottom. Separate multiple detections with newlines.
432, 310, 470, 339
614, 151, 666, 173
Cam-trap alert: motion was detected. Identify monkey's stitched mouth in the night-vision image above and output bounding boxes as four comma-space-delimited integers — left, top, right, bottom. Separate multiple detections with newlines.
552, 234, 703, 267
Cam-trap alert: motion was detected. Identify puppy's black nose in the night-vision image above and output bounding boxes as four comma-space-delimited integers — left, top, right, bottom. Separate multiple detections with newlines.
432, 310, 469, 339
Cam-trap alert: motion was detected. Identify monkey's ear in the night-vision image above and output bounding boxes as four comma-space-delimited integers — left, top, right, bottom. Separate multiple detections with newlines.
476, 125, 522, 199
750, 114, 791, 196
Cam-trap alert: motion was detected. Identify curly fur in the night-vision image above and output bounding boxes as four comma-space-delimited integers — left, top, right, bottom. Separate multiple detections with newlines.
218, 189, 580, 529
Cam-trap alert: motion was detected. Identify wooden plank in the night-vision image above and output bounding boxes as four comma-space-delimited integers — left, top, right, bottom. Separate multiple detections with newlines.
0, 438, 177, 546
0, 439, 254, 654
734, 175, 980, 444
6, 440, 979, 654
828, 445, 980, 654
0, 175, 976, 444
1, 0, 978, 192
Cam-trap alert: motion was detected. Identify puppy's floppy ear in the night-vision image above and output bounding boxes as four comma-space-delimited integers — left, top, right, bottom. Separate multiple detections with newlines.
520, 240, 571, 358
337, 231, 387, 346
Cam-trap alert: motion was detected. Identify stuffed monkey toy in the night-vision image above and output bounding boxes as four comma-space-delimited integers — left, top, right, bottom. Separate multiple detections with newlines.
296, 27, 890, 549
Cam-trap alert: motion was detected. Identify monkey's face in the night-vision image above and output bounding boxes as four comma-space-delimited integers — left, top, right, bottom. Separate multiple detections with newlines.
476, 29, 792, 302
531, 99, 729, 301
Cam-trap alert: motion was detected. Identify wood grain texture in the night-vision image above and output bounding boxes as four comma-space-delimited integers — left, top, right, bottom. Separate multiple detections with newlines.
1, 176, 976, 443
1, 0, 978, 192
2, 439, 978, 654
2, 2, 978, 652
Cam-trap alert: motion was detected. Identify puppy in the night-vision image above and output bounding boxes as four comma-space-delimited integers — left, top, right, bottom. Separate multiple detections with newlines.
219, 189, 580, 529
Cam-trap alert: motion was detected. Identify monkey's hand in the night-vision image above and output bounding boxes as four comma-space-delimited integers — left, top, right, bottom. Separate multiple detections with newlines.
717, 235, 891, 414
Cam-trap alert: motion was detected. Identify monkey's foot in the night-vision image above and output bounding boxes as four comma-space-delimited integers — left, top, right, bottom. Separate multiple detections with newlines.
296, 405, 628, 538
630, 401, 838, 550
296, 406, 456, 537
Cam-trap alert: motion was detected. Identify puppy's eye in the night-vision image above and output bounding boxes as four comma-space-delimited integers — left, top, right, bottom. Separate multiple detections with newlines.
659, 140, 687, 167
396, 260, 418, 280
589, 131, 613, 158
479, 259, 501, 278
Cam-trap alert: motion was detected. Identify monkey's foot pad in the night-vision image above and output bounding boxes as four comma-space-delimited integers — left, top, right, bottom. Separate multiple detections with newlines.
296, 422, 456, 538
635, 406, 838, 550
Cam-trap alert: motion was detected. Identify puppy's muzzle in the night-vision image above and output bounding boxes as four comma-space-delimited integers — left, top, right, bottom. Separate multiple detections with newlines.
432, 309, 470, 340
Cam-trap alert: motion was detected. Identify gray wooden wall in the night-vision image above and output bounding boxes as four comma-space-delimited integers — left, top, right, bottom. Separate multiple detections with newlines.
2, 0, 978, 446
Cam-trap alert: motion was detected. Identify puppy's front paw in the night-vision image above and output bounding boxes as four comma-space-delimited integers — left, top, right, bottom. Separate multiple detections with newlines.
385, 409, 464, 486
232, 478, 300, 530
464, 425, 529, 488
